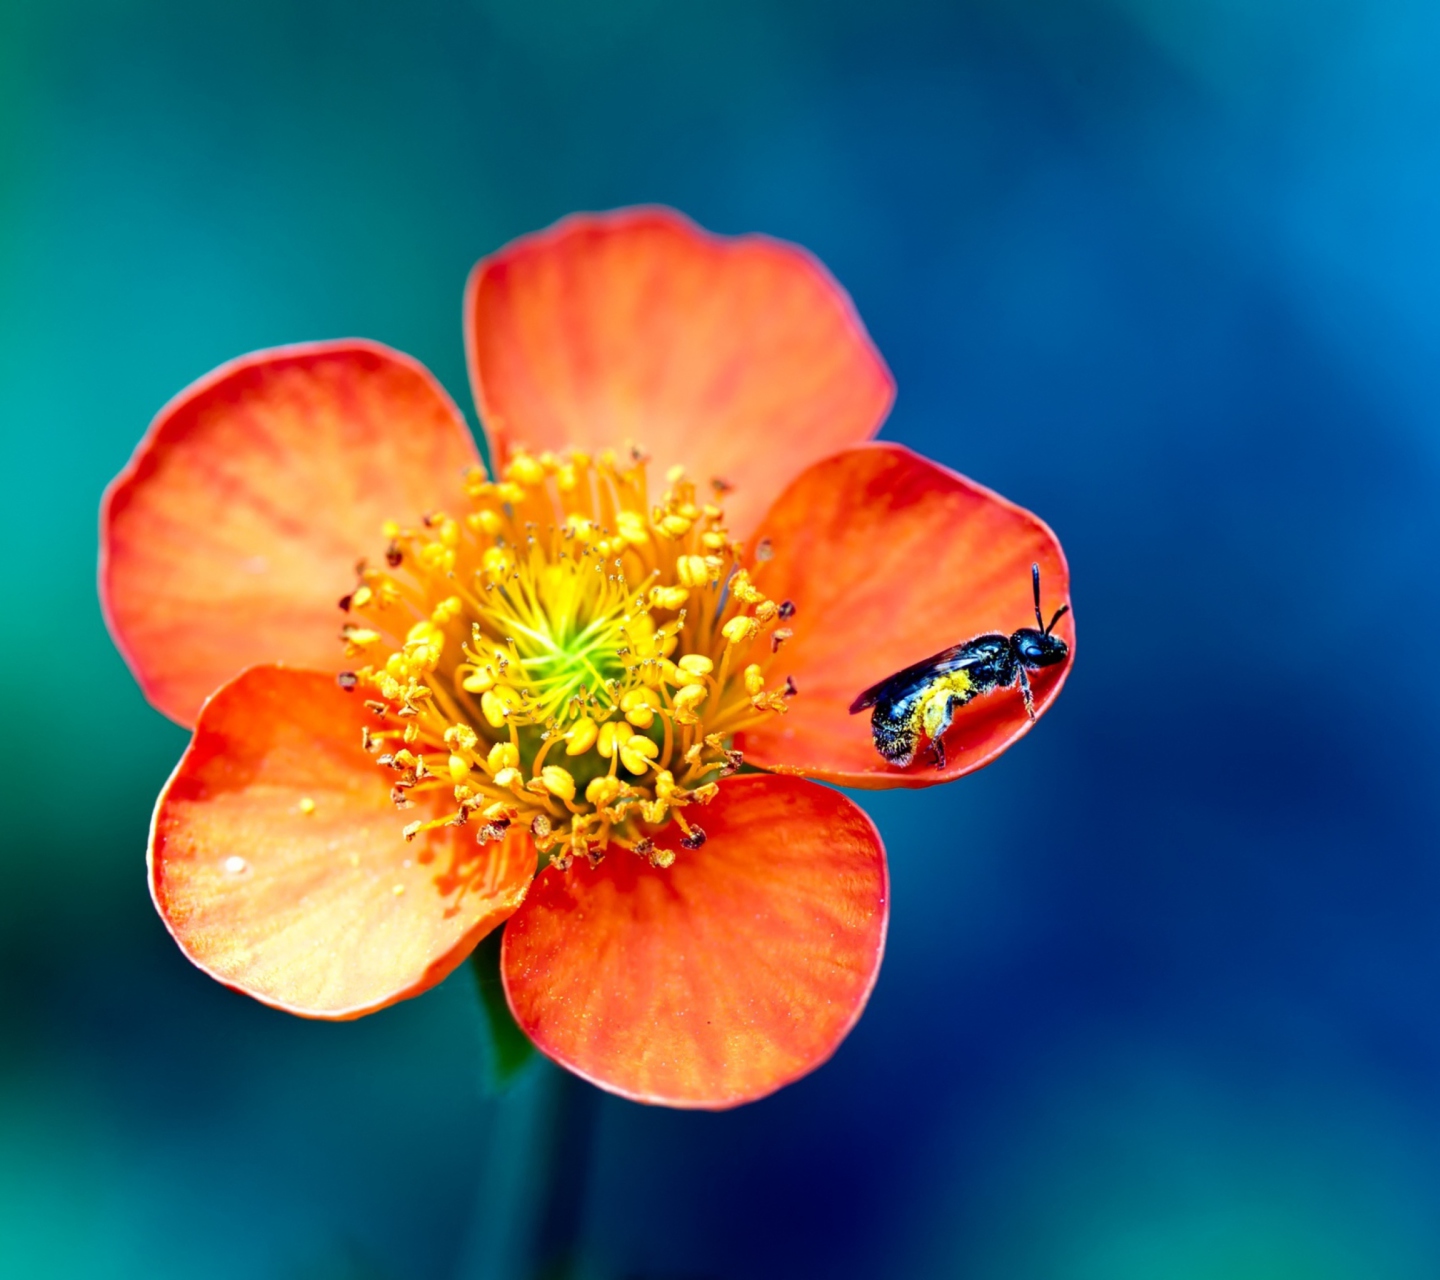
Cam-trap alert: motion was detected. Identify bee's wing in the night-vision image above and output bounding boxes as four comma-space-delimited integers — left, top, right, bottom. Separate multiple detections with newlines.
848, 643, 985, 714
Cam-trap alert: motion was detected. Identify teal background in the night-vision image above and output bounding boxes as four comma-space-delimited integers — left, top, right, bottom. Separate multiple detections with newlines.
4, 0, 1440, 1276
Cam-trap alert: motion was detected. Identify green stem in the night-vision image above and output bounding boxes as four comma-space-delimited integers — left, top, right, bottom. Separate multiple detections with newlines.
458, 933, 600, 1279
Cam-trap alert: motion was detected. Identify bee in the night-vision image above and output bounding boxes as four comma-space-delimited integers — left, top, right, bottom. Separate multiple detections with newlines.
849, 564, 1070, 769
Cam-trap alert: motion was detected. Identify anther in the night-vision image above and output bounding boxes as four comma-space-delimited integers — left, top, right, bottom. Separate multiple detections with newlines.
385, 540, 403, 567
336, 671, 358, 692
597, 721, 633, 759
680, 826, 707, 850
445, 724, 478, 752
620, 687, 660, 727
722, 616, 759, 644
338, 593, 353, 612
586, 775, 622, 807
778, 600, 796, 620
784, 676, 798, 697
565, 717, 599, 755
619, 735, 659, 775
487, 741, 519, 773
341, 625, 380, 651
756, 537, 774, 562
531, 814, 552, 839
676, 555, 709, 587
672, 684, 707, 718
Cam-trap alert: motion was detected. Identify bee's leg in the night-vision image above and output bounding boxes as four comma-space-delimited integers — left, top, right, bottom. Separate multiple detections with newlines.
923, 691, 957, 769
1018, 668, 1036, 720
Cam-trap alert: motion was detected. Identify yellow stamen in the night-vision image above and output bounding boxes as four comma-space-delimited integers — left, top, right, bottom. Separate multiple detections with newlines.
541, 766, 577, 802
342, 445, 796, 868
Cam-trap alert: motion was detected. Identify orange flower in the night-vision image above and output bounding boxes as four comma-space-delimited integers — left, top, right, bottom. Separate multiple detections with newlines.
100, 209, 1072, 1108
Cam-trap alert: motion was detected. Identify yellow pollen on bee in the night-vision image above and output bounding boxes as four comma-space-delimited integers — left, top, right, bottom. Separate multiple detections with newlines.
342, 444, 796, 869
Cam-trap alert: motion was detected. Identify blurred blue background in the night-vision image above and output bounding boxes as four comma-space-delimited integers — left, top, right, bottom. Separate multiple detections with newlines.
3, 0, 1439, 1275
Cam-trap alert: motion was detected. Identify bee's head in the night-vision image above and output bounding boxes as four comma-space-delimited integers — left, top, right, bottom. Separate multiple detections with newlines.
1013, 627, 1068, 668
1018, 562, 1071, 668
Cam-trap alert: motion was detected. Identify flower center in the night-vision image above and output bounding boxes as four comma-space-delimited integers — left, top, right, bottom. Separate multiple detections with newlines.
338, 446, 796, 870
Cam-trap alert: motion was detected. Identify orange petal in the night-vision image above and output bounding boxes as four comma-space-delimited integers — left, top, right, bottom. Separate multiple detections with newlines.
150, 665, 532, 1019
501, 774, 888, 1109
740, 444, 1074, 787
465, 207, 894, 535
101, 341, 481, 727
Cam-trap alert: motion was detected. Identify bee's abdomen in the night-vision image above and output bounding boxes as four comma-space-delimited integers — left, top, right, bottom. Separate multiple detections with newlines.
871, 699, 925, 767
870, 670, 982, 768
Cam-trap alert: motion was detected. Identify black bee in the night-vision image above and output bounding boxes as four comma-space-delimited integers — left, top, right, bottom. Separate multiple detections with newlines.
849, 564, 1070, 769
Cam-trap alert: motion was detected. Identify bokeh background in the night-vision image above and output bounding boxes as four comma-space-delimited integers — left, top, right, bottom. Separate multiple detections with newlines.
4, 0, 1440, 1275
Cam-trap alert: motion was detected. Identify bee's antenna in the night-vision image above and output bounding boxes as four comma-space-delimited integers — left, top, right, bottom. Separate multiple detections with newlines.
1033, 562, 1069, 635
